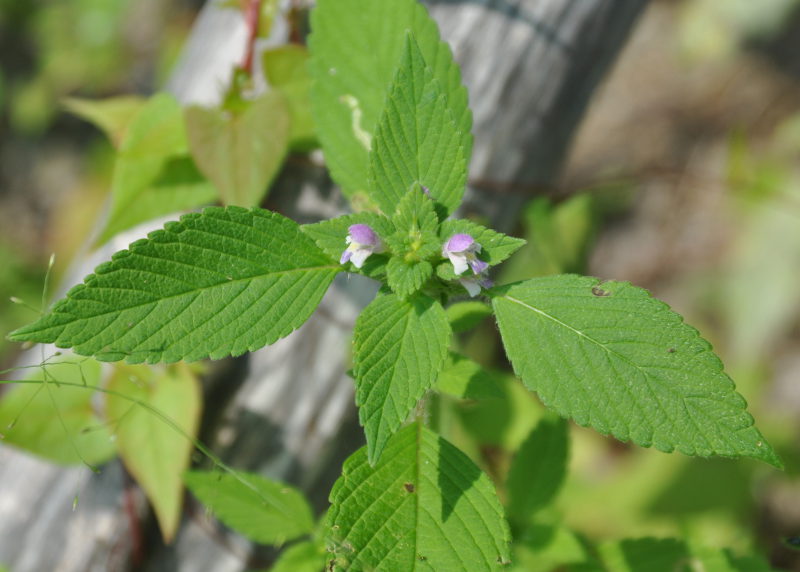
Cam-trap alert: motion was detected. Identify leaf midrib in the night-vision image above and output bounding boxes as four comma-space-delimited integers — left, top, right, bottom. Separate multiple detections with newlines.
45, 264, 340, 324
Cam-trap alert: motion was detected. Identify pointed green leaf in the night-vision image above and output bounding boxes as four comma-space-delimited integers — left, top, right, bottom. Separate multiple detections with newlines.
368, 34, 468, 217
440, 219, 526, 267
506, 415, 569, 525
326, 422, 511, 570
309, 0, 471, 200
185, 92, 290, 207
106, 363, 201, 542
492, 275, 781, 467
97, 93, 218, 245
353, 293, 450, 464
262, 45, 316, 151
0, 356, 116, 466
62, 95, 146, 148
435, 352, 504, 401
184, 470, 314, 545
10, 207, 340, 363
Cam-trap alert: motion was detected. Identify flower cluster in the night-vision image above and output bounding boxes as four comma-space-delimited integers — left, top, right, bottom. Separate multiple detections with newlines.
341, 226, 491, 296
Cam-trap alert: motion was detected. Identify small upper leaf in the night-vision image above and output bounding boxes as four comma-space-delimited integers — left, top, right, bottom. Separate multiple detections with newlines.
309, 0, 471, 201
106, 363, 201, 542
368, 34, 468, 217
492, 275, 781, 467
326, 422, 511, 570
184, 470, 314, 545
10, 207, 340, 363
352, 292, 450, 464
185, 92, 290, 207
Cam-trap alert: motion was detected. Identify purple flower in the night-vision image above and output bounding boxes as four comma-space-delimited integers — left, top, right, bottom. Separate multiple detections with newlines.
442, 233, 489, 276
341, 224, 382, 268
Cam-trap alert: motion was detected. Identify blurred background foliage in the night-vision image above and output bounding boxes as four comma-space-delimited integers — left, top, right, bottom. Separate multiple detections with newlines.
2, 0, 800, 569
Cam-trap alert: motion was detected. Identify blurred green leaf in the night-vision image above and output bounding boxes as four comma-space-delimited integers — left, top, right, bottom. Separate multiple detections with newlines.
0, 356, 115, 466
500, 196, 594, 283
97, 93, 217, 245
445, 300, 493, 333
435, 352, 504, 401
63, 95, 146, 148
506, 415, 569, 527
184, 470, 314, 545
185, 92, 290, 207
262, 45, 316, 151
511, 523, 591, 572
106, 362, 201, 542
271, 540, 327, 572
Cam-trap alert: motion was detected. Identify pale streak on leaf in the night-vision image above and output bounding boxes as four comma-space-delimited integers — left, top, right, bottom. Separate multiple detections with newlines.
340, 94, 372, 150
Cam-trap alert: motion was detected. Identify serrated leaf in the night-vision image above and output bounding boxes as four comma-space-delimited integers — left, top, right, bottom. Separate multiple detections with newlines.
62, 95, 146, 148
326, 422, 511, 570
506, 415, 569, 525
353, 292, 450, 464
10, 207, 340, 363
184, 470, 314, 545
492, 275, 781, 467
185, 92, 290, 207
446, 301, 493, 333
262, 45, 316, 151
309, 0, 471, 200
96, 93, 218, 246
440, 219, 526, 267
368, 34, 468, 217
435, 352, 503, 400
272, 540, 327, 572
386, 257, 433, 298
0, 356, 116, 466
391, 185, 440, 232
106, 363, 201, 542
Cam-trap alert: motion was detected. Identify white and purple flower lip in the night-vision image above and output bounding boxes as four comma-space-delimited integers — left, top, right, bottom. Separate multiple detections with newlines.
442, 233, 489, 276
341, 223, 383, 268
442, 233, 492, 296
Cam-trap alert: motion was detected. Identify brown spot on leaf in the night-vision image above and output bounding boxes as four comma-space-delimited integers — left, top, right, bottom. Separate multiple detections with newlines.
404, 482, 415, 493
591, 286, 611, 297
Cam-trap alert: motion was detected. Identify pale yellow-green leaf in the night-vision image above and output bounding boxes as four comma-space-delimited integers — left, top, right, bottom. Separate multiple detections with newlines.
105, 363, 201, 542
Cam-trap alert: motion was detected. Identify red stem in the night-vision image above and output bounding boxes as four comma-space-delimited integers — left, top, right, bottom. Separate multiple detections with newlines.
241, 0, 262, 75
